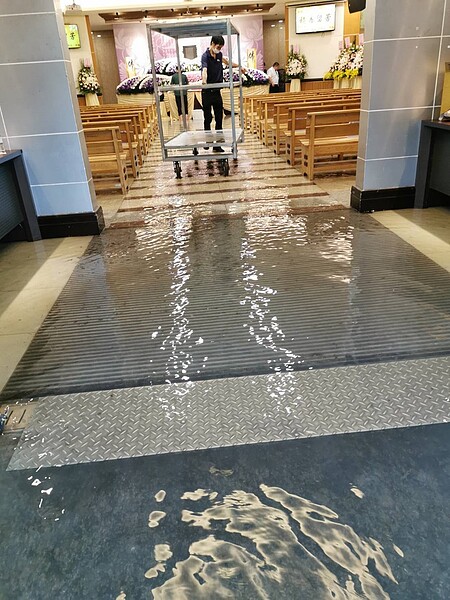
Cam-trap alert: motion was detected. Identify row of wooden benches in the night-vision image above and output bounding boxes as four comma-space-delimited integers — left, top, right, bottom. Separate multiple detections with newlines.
79, 104, 158, 194
243, 90, 361, 180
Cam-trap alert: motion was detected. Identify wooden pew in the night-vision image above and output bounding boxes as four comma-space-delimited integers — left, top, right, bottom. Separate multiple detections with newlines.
257, 89, 361, 145
269, 97, 361, 154
298, 109, 360, 180
84, 126, 129, 194
82, 117, 141, 177
81, 105, 153, 154
283, 100, 361, 166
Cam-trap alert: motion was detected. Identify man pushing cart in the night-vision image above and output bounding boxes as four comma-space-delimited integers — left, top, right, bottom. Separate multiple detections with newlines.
146, 19, 246, 178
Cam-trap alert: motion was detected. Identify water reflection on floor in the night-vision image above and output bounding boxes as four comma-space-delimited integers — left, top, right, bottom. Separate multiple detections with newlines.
3, 209, 450, 400
148, 484, 398, 599
2, 423, 448, 599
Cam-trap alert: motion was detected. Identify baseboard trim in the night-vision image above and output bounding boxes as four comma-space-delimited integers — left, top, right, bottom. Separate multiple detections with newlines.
37, 206, 105, 239
351, 186, 415, 212
426, 189, 450, 208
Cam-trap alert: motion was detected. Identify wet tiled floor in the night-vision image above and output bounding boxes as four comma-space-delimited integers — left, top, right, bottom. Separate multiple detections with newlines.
3, 209, 450, 401
1, 118, 450, 599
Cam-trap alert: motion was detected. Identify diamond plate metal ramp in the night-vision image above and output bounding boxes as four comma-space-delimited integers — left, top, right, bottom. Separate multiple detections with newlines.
2, 211, 450, 402
8, 356, 450, 470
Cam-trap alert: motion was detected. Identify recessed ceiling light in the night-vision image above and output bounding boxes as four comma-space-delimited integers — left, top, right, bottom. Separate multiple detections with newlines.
97, 34, 101, 37
278, 19, 283, 23
271, 24, 275, 27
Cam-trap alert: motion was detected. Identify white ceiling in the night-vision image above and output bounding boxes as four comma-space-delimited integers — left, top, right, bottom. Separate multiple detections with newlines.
67, 0, 293, 30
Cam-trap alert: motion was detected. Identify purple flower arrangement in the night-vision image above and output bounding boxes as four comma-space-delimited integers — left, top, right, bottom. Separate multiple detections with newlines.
223, 68, 268, 87
153, 58, 201, 75
116, 74, 170, 95
244, 68, 269, 87
117, 66, 268, 95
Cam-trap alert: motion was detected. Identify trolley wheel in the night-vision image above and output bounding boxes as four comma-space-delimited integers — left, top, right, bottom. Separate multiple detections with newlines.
221, 158, 229, 176
173, 161, 182, 179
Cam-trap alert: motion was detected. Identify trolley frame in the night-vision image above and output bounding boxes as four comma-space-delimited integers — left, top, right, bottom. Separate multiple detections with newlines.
146, 19, 245, 177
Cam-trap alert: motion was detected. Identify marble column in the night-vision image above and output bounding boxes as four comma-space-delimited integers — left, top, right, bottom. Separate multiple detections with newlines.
0, 0, 102, 236
352, 0, 450, 211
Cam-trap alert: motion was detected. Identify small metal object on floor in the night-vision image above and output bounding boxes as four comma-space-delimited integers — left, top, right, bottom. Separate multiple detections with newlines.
0, 403, 36, 433
7, 356, 450, 471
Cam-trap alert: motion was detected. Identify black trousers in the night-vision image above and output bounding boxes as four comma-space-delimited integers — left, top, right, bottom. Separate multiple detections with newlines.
201, 89, 223, 130
175, 94, 188, 116
269, 84, 280, 94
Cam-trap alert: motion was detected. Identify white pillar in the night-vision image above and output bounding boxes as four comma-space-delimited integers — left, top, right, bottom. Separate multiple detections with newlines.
0, 0, 102, 235
352, 0, 450, 211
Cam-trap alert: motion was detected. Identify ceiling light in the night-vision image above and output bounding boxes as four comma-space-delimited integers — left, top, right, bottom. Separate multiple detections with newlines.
278, 19, 283, 23
64, 1, 82, 14
271, 24, 275, 27
97, 34, 101, 37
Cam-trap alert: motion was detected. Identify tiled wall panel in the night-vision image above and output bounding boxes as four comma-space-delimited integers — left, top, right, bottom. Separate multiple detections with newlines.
372, 0, 446, 39
367, 38, 440, 111
362, 107, 434, 160
357, 0, 449, 191
0, 1, 95, 217
360, 157, 419, 190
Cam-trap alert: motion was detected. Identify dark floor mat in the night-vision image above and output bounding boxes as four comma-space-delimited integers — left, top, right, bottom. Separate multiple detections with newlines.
1, 423, 449, 599
2, 210, 450, 400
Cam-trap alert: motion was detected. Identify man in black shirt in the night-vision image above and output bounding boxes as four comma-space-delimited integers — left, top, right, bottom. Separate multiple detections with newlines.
201, 35, 245, 152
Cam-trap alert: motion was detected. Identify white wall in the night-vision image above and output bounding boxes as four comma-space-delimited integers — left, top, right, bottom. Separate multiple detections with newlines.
288, 4, 345, 79
263, 21, 286, 70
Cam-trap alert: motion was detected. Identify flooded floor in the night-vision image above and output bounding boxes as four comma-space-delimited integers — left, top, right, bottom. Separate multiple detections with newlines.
1, 119, 450, 598
1, 423, 449, 599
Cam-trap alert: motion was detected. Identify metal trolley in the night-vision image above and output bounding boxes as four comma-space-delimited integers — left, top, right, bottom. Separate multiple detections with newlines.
146, 19, 245, 179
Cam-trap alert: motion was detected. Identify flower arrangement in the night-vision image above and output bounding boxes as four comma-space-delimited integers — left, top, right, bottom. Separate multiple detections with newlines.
153, 58, 201, 75
117, 67, 268, 94
324, 44, 364, 80
77, 58, 101, 95
286, 49, 308, 80
242, 68, 269, 87
116, 74, 171, 95
223, 68, 268, 87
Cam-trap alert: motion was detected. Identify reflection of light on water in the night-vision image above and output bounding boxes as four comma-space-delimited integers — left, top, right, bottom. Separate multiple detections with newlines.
350, 486, 365, 499
240, 223, 302, 414
209, 466, 234, 477
155, 490, 166, 503
148, 485, 399, 599
157, 214, 196, 419
148, 510, 166, 528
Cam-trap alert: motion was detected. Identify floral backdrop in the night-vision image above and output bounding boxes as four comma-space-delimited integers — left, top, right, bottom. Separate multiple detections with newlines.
116, 67, 268, 95
113, 16, 264, 84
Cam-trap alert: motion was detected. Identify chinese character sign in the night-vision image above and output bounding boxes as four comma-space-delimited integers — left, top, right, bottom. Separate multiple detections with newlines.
295, 4, 336, 34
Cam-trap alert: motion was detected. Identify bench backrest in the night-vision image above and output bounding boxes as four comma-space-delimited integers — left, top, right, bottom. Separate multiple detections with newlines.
84, 126, 123, 155
288, 101, 361, 131
307, 109, 361, 141
258, 90, 361, 123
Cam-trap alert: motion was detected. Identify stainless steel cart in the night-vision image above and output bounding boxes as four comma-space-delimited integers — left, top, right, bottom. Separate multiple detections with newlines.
146, 19, 245, 179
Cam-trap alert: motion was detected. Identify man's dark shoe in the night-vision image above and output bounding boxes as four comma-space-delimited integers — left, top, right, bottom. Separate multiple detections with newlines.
203, 146, 209, 150
213, 146, 225, 153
